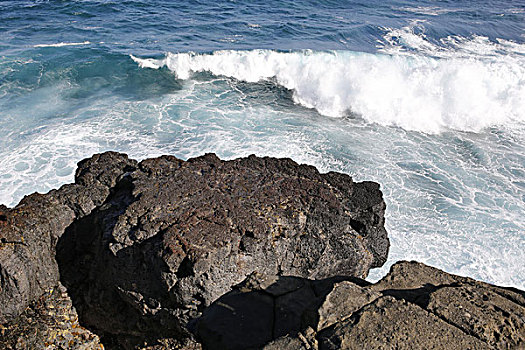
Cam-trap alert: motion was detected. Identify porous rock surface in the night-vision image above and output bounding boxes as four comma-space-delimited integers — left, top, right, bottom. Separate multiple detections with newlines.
0, 152, 388, 348
368, 261, 525, 349
1, 152, 523, 349
56, 152, 388, 345
197, 261, 525, 350
0, 283, 103, 350
0, 152, 137, 324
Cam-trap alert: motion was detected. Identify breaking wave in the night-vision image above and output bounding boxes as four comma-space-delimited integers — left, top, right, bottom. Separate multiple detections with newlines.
132, 33, 525, 134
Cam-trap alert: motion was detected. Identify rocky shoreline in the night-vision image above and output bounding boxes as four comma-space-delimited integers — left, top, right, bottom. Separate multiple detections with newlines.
0, 152, 523, 349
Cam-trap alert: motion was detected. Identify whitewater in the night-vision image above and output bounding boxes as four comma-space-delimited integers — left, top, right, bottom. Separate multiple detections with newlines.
131, 45, 525, 133
0, 0, 524, 289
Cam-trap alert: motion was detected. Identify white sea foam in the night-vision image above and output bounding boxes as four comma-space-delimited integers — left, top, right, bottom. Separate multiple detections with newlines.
378, 23, 525, 59
131, 36, 525, 134
1, 68, 523, 290
0, 111, 163, 208
34, 41, 91, 48
398, 6, 459, 16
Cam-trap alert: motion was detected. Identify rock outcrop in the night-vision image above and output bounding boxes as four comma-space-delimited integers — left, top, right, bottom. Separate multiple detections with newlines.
196, 262, 525, 350
0, 152, 137, 324
1, 152, 523, 349
367, 261, 525, 349
1, 152, 388, 348
193, 273, 370, 349
0, 283, 103, 350
55, 152, 388, 346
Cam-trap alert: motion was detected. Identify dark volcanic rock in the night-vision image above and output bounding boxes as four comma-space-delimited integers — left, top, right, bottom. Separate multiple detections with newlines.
0, 283, 102, 350
1, 151, 524, 349
193, 272, 369, 349
0, 152, 137, 325
215, 261, 521, 350
51, 152, 388, 346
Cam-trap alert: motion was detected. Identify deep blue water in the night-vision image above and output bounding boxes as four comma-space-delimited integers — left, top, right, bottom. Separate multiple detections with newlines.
1, 0, 524, 288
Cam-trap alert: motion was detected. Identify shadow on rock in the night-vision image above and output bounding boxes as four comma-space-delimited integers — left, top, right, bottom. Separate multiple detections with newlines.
54, 152, 389, 349
192, 272, 369, 350
56, 174, 188, 349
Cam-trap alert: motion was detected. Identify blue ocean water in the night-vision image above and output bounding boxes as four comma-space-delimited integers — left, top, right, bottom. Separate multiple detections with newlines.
1, 0, 524, 288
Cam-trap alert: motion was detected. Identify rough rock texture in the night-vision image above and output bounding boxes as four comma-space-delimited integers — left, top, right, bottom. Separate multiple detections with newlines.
370, 261, 525, 349
1, 151, 523, 349
55, 153, 388, 345
193, 272, 369, 349
1, 152, 388, 349
196, 261, 525, 350
0, 152, 137, 324
0, 283, 103, 350
318, 296, 489, 350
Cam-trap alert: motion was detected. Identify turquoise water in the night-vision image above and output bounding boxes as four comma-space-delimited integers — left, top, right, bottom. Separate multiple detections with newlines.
1, 0, 524, 288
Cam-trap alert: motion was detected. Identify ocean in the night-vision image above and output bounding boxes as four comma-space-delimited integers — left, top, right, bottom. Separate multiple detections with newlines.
0, 0, 524, 289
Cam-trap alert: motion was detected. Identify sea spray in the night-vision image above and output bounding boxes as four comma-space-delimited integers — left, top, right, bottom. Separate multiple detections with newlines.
1, 0, 524, 290
132, 47, 525, 133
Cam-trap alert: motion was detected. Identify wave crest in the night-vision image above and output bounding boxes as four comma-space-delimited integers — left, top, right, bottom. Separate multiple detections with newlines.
34, 41, 91, 48
131, 43, 525, 133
